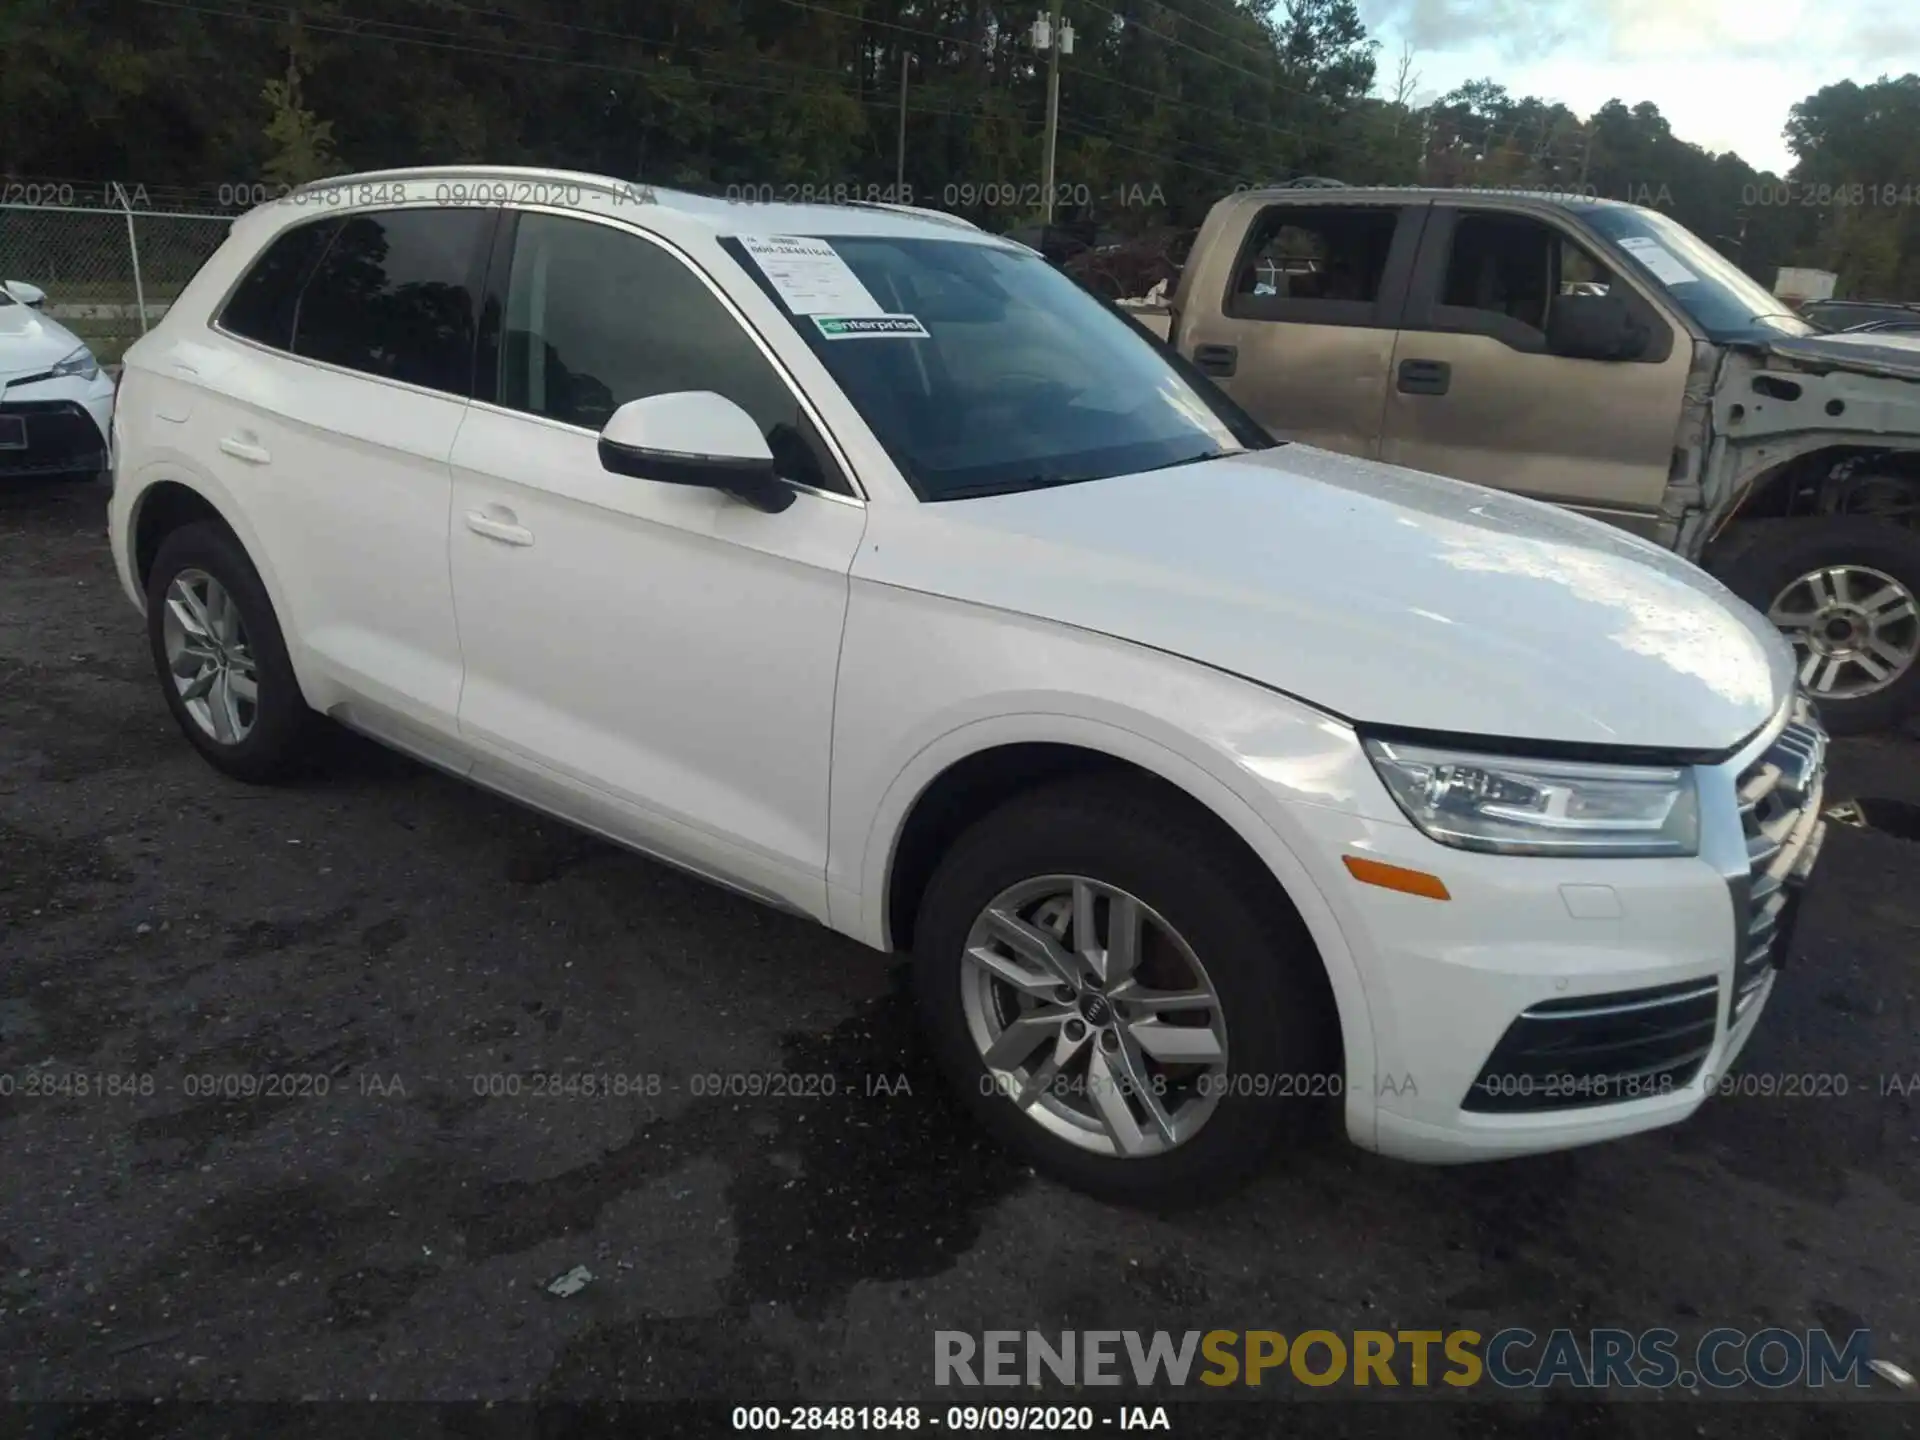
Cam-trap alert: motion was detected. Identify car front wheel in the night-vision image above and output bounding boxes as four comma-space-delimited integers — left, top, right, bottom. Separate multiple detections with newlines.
912, 775, 1337, 1204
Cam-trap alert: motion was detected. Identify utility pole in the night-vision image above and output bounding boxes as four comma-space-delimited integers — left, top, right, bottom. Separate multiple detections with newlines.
1576, 127, 1595, 193
896, 50, 909, 199
1031, 5, 1073, 223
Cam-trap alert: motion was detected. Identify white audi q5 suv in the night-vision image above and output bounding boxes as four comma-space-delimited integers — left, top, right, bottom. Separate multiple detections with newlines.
108, 167, 1826, 1201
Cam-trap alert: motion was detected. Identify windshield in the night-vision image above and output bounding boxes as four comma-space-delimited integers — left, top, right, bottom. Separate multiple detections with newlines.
722, 233, 1266, 500
1583, 207, 1817, 342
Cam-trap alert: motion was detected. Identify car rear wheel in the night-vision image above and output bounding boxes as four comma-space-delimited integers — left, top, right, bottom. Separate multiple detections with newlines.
1714, 516, 1920, 735
146, 520, 319, 782
912, 774, 1337, 1204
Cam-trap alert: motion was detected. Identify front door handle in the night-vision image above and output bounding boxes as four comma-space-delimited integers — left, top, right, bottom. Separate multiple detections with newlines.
1193, 343, 1238, 377
1396, 358, 1451, 395
465, 509, 534, 547
218, 435, 270, 464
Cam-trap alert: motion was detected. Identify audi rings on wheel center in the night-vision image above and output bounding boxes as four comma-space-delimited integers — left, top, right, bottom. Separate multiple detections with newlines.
959, 875, 1230, 1159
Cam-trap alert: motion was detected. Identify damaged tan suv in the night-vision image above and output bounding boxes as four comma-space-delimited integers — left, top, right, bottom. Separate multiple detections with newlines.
1168, 186, 1920, 733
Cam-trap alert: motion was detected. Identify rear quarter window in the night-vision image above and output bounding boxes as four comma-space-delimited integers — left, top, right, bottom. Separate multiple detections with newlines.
219, 218, 341, 350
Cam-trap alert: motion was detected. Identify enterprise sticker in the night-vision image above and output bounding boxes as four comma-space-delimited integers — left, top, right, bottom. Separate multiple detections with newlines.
812, 313, 930, 340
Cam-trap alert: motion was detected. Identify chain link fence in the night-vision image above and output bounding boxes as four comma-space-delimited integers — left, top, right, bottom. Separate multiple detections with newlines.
0, 199, 233, 365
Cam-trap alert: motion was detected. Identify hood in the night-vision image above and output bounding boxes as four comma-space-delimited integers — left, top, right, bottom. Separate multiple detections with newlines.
0, 301, 85, 380
1765, 330, 1920, 383
858, 445, 1793, 753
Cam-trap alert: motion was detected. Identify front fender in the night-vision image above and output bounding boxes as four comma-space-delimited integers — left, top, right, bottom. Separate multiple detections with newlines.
844, 698, 1385, 1151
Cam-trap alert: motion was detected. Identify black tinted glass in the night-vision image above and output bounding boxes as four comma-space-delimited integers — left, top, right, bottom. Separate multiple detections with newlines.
220, 218, 340, 350
499, 213, 844, 492
293, 208, 490, 394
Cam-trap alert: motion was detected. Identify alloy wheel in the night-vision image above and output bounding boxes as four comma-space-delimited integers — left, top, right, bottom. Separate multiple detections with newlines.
960, 874, 1229, 1158
1768, 564, 1920, 700
161, 568, 259, 744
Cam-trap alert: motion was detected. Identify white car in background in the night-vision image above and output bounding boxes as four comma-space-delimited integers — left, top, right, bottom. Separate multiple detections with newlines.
0, 280, 115, 480
108, 168, 1826, 1202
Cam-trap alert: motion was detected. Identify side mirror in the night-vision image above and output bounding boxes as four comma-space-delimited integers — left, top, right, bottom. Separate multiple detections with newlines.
1547, 291, 1648, 362
4, 280, 47, 309
596, 392, 794, 514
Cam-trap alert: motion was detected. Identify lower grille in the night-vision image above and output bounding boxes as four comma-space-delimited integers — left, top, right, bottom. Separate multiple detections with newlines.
0, 400, 107, 476
1463, 979, 1719, 1113
1731, 699, 1828, 1023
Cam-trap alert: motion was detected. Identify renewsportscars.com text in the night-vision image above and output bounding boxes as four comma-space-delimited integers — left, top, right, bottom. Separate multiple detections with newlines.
934, 1328, 1877, 1390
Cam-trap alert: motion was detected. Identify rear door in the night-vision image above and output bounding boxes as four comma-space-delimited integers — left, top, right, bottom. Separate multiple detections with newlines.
1177, 200, 1426, 457
203, 204, 494, 732
1380, 205, 1692, 528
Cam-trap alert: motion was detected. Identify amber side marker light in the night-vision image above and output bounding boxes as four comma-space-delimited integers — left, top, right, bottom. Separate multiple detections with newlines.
1343, 855, 1451, 901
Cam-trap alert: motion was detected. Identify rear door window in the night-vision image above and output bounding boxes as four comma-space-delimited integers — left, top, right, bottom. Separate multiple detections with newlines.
291, 208, 493, 395
1224, 205, 1416, 326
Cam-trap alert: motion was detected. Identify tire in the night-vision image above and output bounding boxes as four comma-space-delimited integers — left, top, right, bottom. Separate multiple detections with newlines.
145, 519, 320, 783
912, 774, 1338, 1205
1711, 516, 1920, 735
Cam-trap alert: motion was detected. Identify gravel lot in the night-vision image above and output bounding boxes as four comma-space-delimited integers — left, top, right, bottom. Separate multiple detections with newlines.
3, 477, 1919, 1434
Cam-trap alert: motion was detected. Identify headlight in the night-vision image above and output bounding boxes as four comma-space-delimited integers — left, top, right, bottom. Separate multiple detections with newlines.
50, 345, 99, 382
1363, 739, 1699, 857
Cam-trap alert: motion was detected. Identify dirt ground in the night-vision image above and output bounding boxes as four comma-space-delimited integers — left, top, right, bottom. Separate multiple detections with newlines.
2, 476, 1918, 1437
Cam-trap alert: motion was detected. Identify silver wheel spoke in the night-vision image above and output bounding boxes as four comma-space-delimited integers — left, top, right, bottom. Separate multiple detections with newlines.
227, 668, 259, 706
1858, 584, 1912, 620
1097, 892, 1141, 986
179, 664, 216, 701
1868, 636, 1916, 671
1071, 880, 1099, 973
206, 670, 239, 743
966, 942, 1065, 998
982, 1011, 1065, 1072
171, 643, 215, 678
1855, 651, 1892, 683
980, 907, 1079, 989
1086, 1046, 1152, 1155
167, 593, 213, 643
1110, 1033, 1179, 1146
1014, 1023, 1090, 1109
1108, 980, 1212, 1014
1126, 1017, 1225, 1064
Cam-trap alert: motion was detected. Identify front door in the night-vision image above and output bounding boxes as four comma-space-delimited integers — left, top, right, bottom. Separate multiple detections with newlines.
1381, 206, 1693, 526
448, 210, 866, 917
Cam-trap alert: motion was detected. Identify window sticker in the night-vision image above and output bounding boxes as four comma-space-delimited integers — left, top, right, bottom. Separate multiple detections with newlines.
737, 235, 883, 316
1616, 236, 1698, 286
811, 313, 930, 340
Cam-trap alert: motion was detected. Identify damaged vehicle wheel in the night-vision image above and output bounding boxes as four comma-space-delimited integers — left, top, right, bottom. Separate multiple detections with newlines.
1715, 516, 1920, 734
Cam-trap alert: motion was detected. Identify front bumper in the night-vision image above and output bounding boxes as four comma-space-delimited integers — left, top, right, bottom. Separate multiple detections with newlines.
0, 370, 114, 477
1285, 697, 1827, 1163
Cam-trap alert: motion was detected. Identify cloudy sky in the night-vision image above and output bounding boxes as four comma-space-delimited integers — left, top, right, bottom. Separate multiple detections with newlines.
1356, 0, 1920, 174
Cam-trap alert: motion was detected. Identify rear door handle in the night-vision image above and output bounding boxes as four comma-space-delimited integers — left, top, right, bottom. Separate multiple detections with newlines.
218, 435, 270, 464
1193, 343, 1238, 377
465, 508, 534, 547
1396, 358, 1451, 395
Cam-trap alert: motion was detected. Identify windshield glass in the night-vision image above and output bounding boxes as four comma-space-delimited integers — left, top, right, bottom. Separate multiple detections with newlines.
1582, 207, 1817, 341
722, 233, 1265, 500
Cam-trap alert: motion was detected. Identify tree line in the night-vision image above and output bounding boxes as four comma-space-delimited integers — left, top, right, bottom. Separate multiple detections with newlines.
3, 0, 1916, 298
